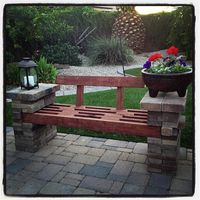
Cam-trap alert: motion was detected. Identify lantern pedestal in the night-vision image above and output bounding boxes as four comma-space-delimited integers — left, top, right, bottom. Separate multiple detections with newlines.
6, 83, 60, 152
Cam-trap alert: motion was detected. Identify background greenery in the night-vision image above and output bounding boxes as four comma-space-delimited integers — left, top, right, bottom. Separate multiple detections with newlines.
5, 5, 194, 64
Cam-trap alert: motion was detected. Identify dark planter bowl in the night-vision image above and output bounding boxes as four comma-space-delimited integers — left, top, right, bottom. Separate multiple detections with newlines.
141, 69, 193, 97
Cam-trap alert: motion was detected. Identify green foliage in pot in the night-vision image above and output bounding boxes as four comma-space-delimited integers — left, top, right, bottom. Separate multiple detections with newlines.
41, 43, 82, 66
143, 46, 192, 74
87, 37, 134, 65
36, 56, 58, 83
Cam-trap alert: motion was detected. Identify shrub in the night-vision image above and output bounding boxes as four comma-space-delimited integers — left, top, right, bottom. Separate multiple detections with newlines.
167, 6, 194, 59
36, 56, 58, 83
87, 37, 134, 65
41, 43, 82, 66
141, 12, 173, 51
6, 63, 20, 86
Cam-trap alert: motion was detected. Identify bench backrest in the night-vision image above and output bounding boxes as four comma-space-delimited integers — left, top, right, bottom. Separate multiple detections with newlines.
56, 75, 144, 110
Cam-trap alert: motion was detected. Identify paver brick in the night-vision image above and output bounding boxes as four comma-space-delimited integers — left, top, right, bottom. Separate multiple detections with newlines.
71, 154, 99, 165
109, 181, 124, 194
48, 139, 68, 147
10, 170, 35, 183
62, 162, 84, 173
73, 187, 96, 195
7, 158, 32, 174
39, 182, 75, 195
60, 151, 76, 158
65, 173, 84, 181
6, 179, 25, 195
17, 178, 46, 195
104, 139, 128, 148
87, 148, 105, 157
134, 154, 147, 163
133, 143, 148, 155
96, 161, 114, 169
6, 156, 17, 166
148, 173, 173, 189
79, 176, 113, 193
132, 163, 149, 174
25, 161, 47, 172
74, 136, 93, 145
126, 172, 149, 186
51, 171, 66, 182
34, 146, 57, 157
35, 164, 63, 181
66, 145, 90, 154
119, 152, 129, 161
60, 177, 80, 187
100, 150, 121, 164
120, 183, 145, 194
178, 147, 187, 160
107, 174, 128, 182
64, 134, 80, 141
87, 140, 104, 148
127, 142, 136, 149
45, 154, 71, 165
176, 164, 192, 181
144, 186, 169, 195
53, 147, 65, 155
110, 160, 133, 177
170, 179, 193, 194
140, 92, 165, 111
80, 165, 111, 178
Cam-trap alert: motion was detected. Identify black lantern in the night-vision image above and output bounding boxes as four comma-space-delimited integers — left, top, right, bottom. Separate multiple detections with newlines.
18, 57, 39, 90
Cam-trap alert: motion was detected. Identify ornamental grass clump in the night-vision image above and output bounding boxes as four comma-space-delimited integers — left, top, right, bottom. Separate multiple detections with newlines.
143, 46, 192, 74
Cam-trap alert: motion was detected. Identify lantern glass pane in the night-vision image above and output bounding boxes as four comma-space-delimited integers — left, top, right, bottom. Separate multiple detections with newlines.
30, 68, 38, 83
20, 68, 26, 86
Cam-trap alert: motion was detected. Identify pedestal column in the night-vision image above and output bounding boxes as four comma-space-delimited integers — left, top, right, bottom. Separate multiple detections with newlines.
6, 83, 60, 152
140, 91, 187, 174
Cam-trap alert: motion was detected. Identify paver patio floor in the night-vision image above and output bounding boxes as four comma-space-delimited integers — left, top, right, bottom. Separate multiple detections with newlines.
5, 127, 194, 196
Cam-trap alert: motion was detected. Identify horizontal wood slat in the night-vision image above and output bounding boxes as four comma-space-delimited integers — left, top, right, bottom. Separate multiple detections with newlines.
56, 75, 144, 88
23, 104, 161, 138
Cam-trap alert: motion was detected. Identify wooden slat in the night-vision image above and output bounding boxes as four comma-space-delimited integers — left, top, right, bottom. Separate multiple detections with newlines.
76, 85, 84, 107
56, 75, 144, 88
116, 87, 124, 110
23, 112, 161, 138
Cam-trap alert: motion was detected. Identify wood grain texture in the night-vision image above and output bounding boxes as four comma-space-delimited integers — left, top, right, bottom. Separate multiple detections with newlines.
56, 75, 144, 88
23, 104, 161, 138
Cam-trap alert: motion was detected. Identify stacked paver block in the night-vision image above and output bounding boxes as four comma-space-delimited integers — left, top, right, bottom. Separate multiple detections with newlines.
6, 83, 60, 152
140, 91, 187, 174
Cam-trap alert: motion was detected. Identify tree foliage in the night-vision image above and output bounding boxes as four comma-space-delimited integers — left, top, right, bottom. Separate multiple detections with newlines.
5, 5, 117, 63
167, 6, 194, 59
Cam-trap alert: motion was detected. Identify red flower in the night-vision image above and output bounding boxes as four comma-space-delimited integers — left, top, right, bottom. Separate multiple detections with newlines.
167, 46, 179, 56
148, 53, 163, 62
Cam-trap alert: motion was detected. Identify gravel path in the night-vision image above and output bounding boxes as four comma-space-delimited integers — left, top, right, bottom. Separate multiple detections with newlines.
56, 52, 155, 96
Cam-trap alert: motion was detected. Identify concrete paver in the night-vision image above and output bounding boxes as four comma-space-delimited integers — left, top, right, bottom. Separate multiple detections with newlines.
79, 176, 113, 193
34, 164, 63, 181
5, 129, 193, 196
80, 165, 111, 178
100, 150, 121, 164
39, 182, 76, 195
71, 154, 99, 165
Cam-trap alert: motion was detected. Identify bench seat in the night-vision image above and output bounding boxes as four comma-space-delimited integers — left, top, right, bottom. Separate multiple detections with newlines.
23, 103, 161, 138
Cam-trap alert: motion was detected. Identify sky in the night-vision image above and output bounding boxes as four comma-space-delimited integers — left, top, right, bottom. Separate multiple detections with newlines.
135, 6, 177, 15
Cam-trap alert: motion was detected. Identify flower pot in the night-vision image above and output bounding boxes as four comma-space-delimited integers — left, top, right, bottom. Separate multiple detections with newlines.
141, 69, 193, 97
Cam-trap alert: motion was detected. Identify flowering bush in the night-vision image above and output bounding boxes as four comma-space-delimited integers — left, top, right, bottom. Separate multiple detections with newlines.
143, 46, 192, 74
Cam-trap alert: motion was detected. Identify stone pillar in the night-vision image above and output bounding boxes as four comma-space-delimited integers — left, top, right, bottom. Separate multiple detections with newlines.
6, 83, 60, 152
140, 91, 187, 174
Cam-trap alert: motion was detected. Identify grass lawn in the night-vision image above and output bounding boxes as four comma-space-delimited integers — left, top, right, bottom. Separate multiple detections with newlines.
5, 68, 194, 148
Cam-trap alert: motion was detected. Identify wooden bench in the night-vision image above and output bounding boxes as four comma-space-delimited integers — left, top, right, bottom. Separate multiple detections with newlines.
23, 75, 161, 138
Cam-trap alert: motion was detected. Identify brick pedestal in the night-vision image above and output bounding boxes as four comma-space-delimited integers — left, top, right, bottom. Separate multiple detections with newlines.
140, 91, 187, 174
6, 83, 60, 152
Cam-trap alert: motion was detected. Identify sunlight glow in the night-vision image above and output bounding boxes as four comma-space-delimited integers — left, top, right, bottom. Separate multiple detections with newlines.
135, 6, 177, 15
